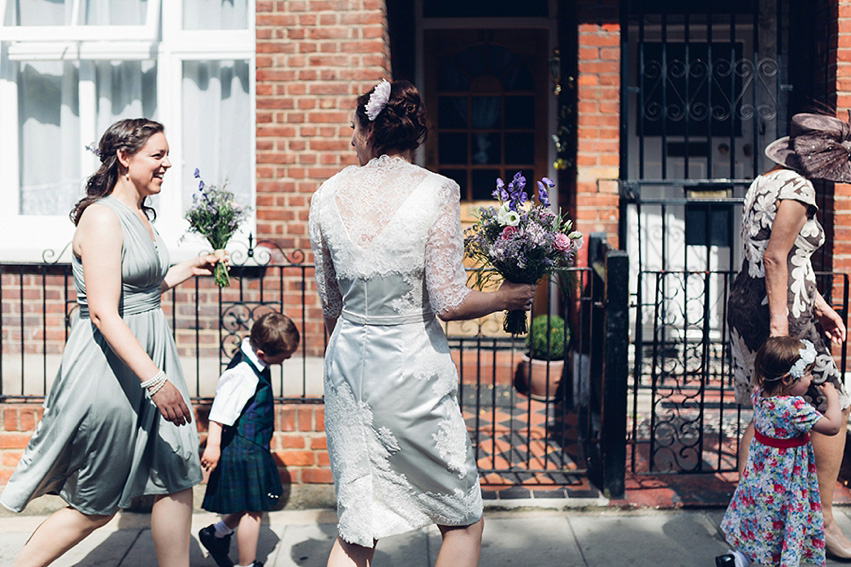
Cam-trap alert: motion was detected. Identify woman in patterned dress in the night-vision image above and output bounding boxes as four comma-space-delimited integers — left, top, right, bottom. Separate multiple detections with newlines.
308, 79, 537, 567
0, 119, 223, 567
728, 113, 851, 558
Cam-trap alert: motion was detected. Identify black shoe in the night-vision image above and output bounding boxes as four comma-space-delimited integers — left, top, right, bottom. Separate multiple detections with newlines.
715, 554, 735, 567
198, 525, 234, 567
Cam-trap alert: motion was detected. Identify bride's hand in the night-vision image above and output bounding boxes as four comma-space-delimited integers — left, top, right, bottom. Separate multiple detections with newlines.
498, 281, 537, 311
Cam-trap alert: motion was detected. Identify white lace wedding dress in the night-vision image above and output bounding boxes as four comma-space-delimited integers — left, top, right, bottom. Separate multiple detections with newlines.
308, 155, 482, 547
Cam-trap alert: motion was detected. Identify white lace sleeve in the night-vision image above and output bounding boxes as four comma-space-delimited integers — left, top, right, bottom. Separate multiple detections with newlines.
425, 177, 471, 316
309, 184, 343, 319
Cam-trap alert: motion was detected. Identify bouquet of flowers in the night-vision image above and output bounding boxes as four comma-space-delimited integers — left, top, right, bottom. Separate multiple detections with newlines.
184, 168, 249, 287
464, 172, 583, 335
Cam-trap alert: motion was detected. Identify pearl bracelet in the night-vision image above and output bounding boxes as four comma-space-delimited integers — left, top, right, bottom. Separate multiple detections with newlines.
141, 370, 168, 396
148, 377, 168, 396
141, 370, 165, 389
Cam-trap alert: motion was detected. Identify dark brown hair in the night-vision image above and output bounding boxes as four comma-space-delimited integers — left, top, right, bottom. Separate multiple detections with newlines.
250, 311, 300, 357
754, 336, 812, 396
355, 79, 428, 158
70, 118, 164, 225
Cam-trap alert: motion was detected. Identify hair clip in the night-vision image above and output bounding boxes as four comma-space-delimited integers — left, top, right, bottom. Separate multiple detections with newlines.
788, 339, 817, 379
365, 79, 391, 121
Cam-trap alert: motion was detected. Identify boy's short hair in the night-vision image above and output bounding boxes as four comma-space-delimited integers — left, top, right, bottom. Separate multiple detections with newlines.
249, 312, 300, 356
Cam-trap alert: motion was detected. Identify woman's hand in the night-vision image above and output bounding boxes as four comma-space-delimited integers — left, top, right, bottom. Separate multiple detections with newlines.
815, 297, 847, 345
162, 250, 229, 291
192, 251, 228, 277
498, 280, 538, 311
150, 381, 192, 426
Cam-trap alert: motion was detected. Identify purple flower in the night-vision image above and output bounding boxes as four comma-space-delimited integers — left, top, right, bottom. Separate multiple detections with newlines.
493, 177, 510, 202
194, 168, 200, 179
536, 181, 551, 208
199, 180, 205, 191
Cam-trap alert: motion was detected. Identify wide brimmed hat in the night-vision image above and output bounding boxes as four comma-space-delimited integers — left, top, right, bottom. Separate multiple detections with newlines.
765, 112, 851, 183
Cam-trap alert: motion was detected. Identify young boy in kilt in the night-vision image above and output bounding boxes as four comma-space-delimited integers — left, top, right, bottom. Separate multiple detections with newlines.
199, 311, 300, 567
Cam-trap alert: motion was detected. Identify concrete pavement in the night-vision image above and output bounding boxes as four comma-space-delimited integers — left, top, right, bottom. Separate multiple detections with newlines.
4, 503, 851, 566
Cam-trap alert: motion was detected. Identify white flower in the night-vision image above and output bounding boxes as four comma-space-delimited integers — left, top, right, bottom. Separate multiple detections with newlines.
365, 79, 391, 121
497, 204, 520, 226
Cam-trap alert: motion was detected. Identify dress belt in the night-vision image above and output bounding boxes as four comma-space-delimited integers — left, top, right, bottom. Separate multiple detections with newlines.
341, 309, 435, 326
78, 289, 162, 318
754, 429, 810, 449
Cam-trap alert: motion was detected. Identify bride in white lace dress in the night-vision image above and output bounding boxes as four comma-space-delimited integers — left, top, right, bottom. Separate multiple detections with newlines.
309, 80, 536, 567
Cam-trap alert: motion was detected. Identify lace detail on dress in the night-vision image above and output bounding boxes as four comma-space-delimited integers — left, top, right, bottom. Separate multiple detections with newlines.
433, 415, 469, 478
325, 379, 481, 546
424, 180, 471, 315
309, 187, 343, 318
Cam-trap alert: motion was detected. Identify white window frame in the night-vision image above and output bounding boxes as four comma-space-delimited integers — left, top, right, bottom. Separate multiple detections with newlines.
0, 0, 256, 263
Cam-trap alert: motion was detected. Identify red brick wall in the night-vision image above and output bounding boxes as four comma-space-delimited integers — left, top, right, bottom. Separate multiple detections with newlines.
0, 403, 332, 488
575, 3, 621, 253
255, 0, 392, 350
832, 0, 851, 276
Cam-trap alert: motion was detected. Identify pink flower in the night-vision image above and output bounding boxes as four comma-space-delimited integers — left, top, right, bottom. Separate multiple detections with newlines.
501, 225, 519, 239
554, 233, 571, 251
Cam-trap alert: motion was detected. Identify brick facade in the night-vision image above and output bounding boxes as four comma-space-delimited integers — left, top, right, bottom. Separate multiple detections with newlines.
3, 0, 851, 498
574, 2, 621, 252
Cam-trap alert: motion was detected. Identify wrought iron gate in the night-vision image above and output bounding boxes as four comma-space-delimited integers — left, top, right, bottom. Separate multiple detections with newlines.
619, 0, 847, 474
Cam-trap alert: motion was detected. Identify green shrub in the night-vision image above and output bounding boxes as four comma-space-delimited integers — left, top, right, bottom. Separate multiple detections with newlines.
525, 314, 569, 360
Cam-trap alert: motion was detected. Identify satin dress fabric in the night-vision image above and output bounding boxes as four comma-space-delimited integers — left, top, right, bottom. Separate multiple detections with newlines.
0, 196, 201, 515
309, 156, 482, 547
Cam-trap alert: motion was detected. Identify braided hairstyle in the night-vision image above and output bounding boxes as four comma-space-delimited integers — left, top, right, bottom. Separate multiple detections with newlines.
70, 118, 164, 225
355, 79, 428, 159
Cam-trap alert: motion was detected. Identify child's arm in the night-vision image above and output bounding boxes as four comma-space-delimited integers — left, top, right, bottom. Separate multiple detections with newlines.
201, 420, 224, 472
812, 383, 843, 435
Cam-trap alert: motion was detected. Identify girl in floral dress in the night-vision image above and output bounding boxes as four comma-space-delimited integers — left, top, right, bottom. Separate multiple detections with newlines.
718, 336, 843, 567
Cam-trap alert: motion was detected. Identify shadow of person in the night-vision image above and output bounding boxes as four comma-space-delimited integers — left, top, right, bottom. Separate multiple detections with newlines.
290, 523, 432, 567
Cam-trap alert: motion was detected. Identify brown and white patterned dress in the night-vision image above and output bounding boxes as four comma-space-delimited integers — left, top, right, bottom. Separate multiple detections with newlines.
728, 168, 849, 412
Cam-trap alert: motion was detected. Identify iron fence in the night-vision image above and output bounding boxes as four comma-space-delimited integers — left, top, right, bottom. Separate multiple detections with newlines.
0, 242, 608, 484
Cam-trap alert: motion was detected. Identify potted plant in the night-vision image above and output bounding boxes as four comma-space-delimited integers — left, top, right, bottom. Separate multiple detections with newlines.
515, 314, 569, 401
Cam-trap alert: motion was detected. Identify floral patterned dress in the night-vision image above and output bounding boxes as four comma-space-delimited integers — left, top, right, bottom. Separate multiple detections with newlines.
721, 389, 824, 566
727, 168, 848, 412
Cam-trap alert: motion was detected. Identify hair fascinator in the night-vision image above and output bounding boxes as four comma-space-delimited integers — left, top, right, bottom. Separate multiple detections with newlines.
765, 113, 851, 183
365, 79, 391, 121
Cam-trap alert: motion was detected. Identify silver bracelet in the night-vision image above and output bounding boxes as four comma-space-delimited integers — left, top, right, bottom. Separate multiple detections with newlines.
141, 370, 165, 389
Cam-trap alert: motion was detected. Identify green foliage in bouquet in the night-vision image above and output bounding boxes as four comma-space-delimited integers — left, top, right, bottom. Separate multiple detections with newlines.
184, 168, 249, 287
525, 314, 569, 361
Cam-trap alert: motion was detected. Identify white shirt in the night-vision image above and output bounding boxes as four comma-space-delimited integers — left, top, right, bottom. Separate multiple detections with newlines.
207, 337, 268, 426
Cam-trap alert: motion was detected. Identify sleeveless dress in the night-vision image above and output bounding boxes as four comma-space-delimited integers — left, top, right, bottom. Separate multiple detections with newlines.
727, 168, 849, 412
308, 155, 482, 547
201, 346, 282, 513
0, 196, 201, 515
721, 389, 824, 566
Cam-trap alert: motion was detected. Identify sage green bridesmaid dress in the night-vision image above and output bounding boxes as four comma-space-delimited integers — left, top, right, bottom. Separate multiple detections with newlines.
0, 196, 201, 515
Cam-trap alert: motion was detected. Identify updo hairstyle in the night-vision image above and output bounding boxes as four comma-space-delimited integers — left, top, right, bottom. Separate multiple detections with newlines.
70, 118, 164, 225
355, 79, 428, 158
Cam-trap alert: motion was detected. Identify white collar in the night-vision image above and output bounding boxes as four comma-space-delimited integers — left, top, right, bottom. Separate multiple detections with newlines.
240, 336, 268, 370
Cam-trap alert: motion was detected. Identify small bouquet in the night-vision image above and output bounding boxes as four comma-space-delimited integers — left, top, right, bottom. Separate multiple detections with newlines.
464, 172, 582, 335
184, 168, 249, 287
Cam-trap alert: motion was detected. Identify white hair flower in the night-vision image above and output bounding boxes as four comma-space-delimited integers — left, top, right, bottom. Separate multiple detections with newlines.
788, 339, 817, 379
365, 79, 391, 121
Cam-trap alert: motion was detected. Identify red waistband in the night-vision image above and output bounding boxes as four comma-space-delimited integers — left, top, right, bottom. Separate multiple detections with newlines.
754, 429, 810, 449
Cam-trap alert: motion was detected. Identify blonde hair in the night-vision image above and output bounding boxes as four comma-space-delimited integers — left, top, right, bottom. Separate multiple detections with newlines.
249, 312, 299, 356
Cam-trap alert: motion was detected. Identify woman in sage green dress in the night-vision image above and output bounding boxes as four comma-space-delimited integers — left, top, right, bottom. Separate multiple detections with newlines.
0, 118, 223, 567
